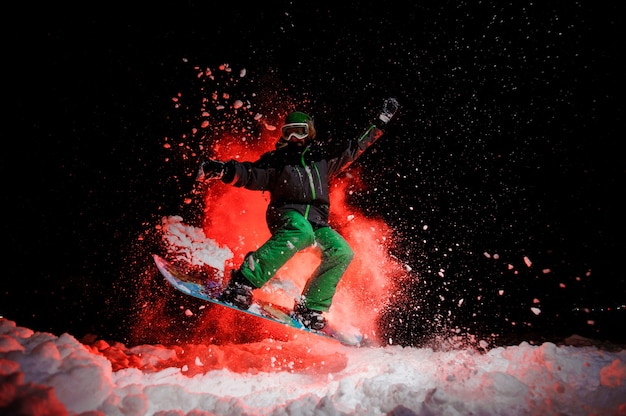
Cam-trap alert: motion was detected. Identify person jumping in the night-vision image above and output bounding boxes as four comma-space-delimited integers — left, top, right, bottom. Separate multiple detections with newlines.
196, 98, 399, 330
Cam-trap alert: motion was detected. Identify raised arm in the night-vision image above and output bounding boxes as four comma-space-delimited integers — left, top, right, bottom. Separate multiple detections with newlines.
327, 97, 400, 176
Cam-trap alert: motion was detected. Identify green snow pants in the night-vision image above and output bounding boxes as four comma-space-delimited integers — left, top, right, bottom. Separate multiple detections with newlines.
239, 210, 354, 312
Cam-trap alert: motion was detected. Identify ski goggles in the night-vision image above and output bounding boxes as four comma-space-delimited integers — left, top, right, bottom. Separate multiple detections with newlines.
281, 122, 309, 141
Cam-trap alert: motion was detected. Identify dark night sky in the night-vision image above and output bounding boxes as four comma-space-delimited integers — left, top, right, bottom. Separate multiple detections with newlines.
3, 2, 625, 346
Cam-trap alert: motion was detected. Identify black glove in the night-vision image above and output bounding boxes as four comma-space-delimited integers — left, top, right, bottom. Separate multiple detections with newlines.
197, 159, 226, 181
378, 97, 399, 124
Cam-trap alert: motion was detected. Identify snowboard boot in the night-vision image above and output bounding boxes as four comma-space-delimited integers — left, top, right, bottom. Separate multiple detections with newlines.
218, 269, 254, 310
292, 302, 327, 331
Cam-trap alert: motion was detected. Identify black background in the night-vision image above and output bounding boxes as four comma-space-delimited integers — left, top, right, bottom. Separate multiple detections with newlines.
3, 2, 624, 347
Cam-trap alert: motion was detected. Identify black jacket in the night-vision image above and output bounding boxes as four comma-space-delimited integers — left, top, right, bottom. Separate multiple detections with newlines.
222, 124, 383, 231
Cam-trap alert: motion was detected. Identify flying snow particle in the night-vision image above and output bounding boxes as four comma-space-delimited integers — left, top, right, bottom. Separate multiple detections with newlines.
524, 256, 532, 267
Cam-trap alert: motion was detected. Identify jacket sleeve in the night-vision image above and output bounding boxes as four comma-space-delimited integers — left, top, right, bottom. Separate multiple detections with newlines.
221, 159, 274, 191
326, 124, 384, 177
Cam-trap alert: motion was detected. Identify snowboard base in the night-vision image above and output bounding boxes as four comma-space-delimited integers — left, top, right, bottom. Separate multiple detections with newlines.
152, 254, 363, 347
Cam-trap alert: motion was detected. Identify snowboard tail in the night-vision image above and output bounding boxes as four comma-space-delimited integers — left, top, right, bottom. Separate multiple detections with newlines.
152, 254, 362, 346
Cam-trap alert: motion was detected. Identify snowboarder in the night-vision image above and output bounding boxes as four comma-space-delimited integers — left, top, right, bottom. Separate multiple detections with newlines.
196, 98, 399, 330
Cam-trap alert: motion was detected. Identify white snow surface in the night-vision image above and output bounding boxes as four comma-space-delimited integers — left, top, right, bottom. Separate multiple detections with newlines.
2, 215, 626, 415
1, 318, 625, 415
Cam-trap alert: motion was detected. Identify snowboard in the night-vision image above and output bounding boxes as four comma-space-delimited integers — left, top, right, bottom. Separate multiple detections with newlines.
152, 254, 363, 347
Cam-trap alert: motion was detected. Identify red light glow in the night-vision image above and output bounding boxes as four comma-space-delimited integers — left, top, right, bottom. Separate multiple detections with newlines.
133, 110, 407, 352
191, 131, 405, 344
